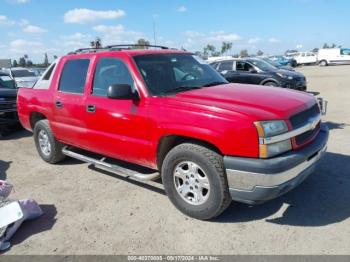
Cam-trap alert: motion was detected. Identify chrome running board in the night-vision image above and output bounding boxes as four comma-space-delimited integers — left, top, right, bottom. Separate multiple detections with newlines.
62, 147, 160, 181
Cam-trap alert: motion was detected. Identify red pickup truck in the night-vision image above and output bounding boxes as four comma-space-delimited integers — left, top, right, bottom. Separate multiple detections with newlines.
17, 45, 329, 220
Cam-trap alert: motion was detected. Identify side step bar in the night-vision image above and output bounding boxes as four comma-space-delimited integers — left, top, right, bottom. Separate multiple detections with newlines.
62, 147, 160, 181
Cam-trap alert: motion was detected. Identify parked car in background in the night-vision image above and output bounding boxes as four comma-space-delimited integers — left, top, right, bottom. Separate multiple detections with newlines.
210, 58, 307, 91
288, 52, 317, 66
17, 45, 328, 220
29, 68, 47, 77
1, 67, 39, 88
269, 55, 297, 67
262, 57, 295, 71
0, 72, 18, 135
317, 48, 350, 66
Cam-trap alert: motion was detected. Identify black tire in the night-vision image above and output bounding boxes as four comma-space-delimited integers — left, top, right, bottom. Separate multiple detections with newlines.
263, 81, 278, 87
161, 143, 231, 220
34, 119, 65, 164
319, 60, 328, 66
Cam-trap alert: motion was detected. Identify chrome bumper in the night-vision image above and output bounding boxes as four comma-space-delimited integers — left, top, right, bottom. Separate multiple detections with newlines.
224, 124, 329, 204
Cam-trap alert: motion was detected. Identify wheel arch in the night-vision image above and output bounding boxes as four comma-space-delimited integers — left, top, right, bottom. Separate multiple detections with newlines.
29, 111, 47, 130
259, 78, 279, 86
156, 134, 222, 170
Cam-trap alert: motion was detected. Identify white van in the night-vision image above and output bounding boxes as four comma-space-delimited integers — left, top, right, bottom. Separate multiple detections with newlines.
317, 48, 350, 66
289, 52, 317, 65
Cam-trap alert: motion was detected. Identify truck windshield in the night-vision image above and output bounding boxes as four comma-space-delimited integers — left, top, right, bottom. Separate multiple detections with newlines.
133, 54, 228, 95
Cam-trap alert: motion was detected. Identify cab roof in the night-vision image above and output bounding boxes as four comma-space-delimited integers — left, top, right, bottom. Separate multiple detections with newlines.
66, 45, 191, 58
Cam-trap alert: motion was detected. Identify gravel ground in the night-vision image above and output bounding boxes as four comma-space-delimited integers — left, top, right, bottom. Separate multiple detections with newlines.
1, 65, 349, 255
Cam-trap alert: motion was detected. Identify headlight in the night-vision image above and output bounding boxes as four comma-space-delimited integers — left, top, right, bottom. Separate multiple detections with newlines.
254, 120, 288, 137
277, 72, 293, 80
254, 120, 291, 158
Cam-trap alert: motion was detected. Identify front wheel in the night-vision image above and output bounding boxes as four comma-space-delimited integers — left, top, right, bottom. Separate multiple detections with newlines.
34, 119, 65, 164
263, 81, 278, 87
161, 143, 231, 220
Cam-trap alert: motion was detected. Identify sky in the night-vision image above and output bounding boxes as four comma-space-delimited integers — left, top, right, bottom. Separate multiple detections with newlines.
0, 0, 348, 63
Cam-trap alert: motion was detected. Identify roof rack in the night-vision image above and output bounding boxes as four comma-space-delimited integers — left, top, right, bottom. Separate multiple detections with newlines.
68, 44, 170, 55
106, 44, 169, 50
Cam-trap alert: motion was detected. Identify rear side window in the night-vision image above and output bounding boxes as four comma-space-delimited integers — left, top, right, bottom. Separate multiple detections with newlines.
218, 61, 233, 71
92, 58, 134, 96
43, 63, 55, 80
59, 59, 90, 94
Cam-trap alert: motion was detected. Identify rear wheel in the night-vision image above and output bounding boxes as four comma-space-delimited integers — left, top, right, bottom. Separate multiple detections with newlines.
263, 81, 278, 87
34, 119, 65, 164
161, 143, 231, 220
319, 60, 328, 66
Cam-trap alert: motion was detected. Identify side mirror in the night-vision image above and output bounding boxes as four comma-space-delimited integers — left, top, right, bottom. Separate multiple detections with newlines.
249, 68, 258, 74
107, 84, 138, 100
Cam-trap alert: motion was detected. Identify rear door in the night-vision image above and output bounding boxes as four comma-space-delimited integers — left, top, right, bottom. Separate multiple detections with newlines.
217, 60, 240, 83
84, 54, 151, 166
235, 61, 263, 84
50, 56, 92, 148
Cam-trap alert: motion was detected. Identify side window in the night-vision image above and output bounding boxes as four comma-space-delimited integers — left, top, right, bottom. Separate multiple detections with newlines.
236, 62, 252, 72
236, 61, 244, 71
58, 59, 90, 94
92, 58, 134, 97
218, 61, 233, 71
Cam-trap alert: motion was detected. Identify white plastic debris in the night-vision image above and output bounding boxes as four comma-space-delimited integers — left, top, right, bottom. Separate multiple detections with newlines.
0, 180, 43, 252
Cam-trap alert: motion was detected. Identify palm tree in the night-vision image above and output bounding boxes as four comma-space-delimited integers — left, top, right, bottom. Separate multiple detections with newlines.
134, 38, 150, 49
221, 42, 233, 55
90, 37, 102, 49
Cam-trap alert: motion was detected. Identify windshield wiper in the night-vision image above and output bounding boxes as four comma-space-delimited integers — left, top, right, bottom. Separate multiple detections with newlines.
202, 81, 228, 87
163, 86, 202, 94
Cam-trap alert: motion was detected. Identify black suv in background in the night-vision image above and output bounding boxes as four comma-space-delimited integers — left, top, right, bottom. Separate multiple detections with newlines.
0, 72, 19, 135
210, 58, 307, 91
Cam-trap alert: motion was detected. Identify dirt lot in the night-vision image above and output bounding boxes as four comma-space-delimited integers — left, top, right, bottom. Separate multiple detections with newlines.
1, 65, 349, 255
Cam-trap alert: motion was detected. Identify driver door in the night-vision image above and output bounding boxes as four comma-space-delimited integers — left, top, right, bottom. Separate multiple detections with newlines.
84, 55, 151, 166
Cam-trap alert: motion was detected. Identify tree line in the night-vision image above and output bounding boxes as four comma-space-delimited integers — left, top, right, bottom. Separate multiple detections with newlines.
12, 53, 57, 68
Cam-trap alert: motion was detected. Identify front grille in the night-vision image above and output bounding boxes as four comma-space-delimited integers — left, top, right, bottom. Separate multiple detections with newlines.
295, 122, 320, 145
290, 103, 320, 129
0, 102, 17, 111
290, 103, 321, 146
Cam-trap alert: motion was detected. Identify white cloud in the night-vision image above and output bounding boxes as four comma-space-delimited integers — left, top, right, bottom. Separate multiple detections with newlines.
92, 24, 144, 45
64, 8, 126, 24
23, 24, 46, 33
268, 37, 280, 43
58, 32, 92, 49
178, 6, 187, 12
7, 0, 30, 4
182, 30, 242, 50
185, 30, 204, 38
19, 19, 46, 33
248, 37, 261, 44
9, 39, 44, 53
0, 15, 7, 23
0, 15, 15, 25
206, 31, 242, 42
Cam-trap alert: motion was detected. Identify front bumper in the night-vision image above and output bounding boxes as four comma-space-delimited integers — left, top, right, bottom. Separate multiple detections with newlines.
224, 124, 329, 204
281, 79, 307, 91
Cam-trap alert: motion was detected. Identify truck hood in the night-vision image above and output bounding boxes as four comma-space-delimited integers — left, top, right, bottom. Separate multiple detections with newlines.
171, 83, 315, 120
0, 88, 18, 99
